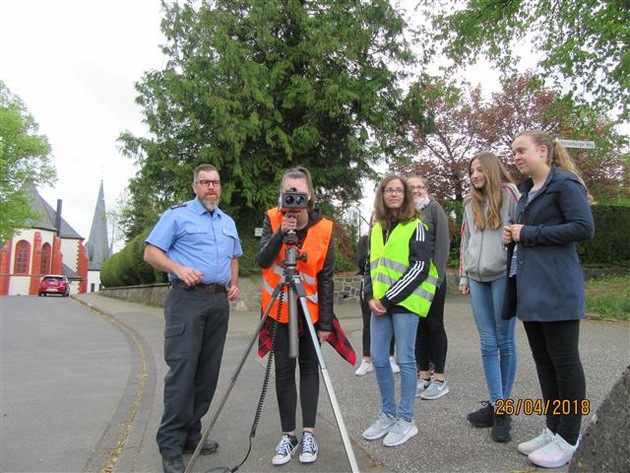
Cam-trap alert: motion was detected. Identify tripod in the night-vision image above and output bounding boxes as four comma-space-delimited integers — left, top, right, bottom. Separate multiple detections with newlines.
184, 233, 359, 473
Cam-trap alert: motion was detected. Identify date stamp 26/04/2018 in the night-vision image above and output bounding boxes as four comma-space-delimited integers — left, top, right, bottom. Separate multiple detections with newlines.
494, 398, 591, 416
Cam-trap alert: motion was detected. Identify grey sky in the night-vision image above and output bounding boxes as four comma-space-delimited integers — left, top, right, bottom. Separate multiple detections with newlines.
1, 0, 165, 242
1, 0, 512, 242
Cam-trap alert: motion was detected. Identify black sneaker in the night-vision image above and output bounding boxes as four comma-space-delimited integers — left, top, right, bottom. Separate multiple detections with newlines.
491, 413, 511, 442
467, 401, 494, 428
271, 434, 299, 466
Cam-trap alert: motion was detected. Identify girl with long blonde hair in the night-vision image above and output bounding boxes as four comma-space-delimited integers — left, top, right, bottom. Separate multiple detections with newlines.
459, 152, 520, 443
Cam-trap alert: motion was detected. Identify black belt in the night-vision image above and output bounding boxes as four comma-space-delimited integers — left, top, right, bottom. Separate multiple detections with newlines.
171, 280, 227, 294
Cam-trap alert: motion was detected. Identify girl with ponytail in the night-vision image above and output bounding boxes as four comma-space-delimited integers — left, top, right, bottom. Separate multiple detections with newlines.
504, 130, 595, 469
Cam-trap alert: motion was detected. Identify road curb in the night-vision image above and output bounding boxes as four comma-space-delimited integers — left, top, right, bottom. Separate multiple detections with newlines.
73, 297, 155, 473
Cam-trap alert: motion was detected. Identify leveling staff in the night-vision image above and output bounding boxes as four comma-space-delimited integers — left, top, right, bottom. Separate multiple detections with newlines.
144, 164, 242, 473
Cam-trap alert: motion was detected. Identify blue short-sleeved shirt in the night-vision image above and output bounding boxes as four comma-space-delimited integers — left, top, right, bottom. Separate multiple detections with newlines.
145, 198, 243, 285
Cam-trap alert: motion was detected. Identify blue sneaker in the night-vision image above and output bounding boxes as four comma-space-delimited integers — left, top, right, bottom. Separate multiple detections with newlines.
298, 432, 318, 464
271, 434, 298, 466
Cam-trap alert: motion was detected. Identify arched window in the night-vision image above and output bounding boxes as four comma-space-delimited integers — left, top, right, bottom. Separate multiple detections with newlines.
40, 243, 52, 274
14, 240, 31, 274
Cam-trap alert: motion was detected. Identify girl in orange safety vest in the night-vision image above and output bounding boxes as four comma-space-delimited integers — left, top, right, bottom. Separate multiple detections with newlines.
256, 167, 333, 467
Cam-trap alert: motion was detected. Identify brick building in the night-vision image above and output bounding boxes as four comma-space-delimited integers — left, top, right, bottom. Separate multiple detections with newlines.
0, 181, 110, 296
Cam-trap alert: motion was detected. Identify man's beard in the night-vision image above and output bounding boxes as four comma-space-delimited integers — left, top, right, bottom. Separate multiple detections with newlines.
200, 196, 219, 210
414, 196, 430, 210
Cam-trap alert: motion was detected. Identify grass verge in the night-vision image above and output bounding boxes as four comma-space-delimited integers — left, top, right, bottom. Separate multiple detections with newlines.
585, 274, 630, 321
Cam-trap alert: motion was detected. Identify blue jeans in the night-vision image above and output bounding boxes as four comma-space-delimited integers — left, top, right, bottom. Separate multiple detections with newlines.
370, 311, 419, 422
468, 278, 517, 404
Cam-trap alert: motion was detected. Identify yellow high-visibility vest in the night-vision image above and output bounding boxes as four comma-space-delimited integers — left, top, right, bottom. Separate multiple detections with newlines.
370, 219, 438, 317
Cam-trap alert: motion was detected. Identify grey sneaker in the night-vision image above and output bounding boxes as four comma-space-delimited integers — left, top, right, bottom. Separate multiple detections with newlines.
420, 379, 449, 400
383, 418, 418, 447
415, 377, 431, 398
362, 412, 396, 440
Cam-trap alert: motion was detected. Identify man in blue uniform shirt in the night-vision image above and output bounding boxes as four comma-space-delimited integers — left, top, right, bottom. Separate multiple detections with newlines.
144, 164, 242, 473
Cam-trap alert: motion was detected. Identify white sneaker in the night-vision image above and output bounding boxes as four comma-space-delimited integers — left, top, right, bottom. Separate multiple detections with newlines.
528, 433, 578, 468
362, 412, 396, 440
383, 418, 418, 447
389, 356, 400, 374
355, 359, 374, 376
518, 427, 555, 455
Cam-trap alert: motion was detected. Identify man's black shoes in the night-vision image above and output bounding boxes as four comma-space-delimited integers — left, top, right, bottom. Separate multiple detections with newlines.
162, 456, 185, 473
161, 440, 218, 472
183, 439, 219, 455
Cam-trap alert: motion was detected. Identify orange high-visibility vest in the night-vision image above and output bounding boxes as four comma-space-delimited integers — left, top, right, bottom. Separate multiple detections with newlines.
261, 208, 333, 324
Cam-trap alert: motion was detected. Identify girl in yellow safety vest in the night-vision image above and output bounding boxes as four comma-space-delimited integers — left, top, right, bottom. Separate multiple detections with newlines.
362, 174, 438, 448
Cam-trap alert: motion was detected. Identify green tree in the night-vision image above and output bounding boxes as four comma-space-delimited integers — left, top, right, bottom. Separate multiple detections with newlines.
0, 80, 56, 242
420, 0, 630, 120
118, 0, 417, 240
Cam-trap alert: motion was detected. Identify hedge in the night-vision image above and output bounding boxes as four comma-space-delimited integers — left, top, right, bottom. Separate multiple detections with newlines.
99, 204, 628, 288
99, 218, 358, 287
579, 205, 630, 266
444, 203, 630, 269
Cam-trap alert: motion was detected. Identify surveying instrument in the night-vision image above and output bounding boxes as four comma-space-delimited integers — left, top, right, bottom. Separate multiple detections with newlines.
184, 227, 360, 473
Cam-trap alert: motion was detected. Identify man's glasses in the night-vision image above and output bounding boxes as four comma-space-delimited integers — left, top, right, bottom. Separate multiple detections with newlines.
384, 188, 404, 195
410, 185, 426, 190
196, 179, 221, 187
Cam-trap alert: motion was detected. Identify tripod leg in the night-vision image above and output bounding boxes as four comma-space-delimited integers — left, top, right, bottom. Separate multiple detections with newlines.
184, 285, 283, 473
296, 290, 360, 473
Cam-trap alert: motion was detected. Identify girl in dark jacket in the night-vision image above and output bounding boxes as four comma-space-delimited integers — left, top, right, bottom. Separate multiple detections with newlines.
504, 131, 594, 469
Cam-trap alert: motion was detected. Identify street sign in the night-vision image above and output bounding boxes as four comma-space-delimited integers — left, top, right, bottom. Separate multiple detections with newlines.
558, 139, 596, 149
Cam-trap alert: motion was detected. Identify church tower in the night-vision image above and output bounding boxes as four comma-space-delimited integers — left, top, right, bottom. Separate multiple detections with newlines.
85, 180, 110, 291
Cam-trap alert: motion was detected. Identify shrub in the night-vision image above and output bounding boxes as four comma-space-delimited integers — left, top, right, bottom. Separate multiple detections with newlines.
579, 205, 630, 266
101, 209, 359, 286
100, 228, 164, 287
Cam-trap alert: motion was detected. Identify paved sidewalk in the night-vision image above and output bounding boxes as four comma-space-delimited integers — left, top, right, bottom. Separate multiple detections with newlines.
72, 292, 629, 473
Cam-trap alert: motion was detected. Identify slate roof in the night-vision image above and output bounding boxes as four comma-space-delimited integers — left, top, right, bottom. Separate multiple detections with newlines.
61, 263, 83, 280
22, 181, 83, 240
86, 181, 111, 270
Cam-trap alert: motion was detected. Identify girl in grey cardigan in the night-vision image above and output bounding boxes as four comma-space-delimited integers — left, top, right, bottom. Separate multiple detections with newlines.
459, 152, 520, 443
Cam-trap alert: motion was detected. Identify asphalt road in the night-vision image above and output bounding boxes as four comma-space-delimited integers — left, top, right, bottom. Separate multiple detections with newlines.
1, 296, 130, 472
1, 293, 629, 473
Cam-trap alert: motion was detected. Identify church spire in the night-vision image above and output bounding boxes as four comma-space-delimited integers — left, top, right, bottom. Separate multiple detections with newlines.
86, 180, 110, 270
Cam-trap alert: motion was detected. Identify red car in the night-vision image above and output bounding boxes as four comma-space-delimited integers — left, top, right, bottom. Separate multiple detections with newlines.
38, 275, 70, 297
